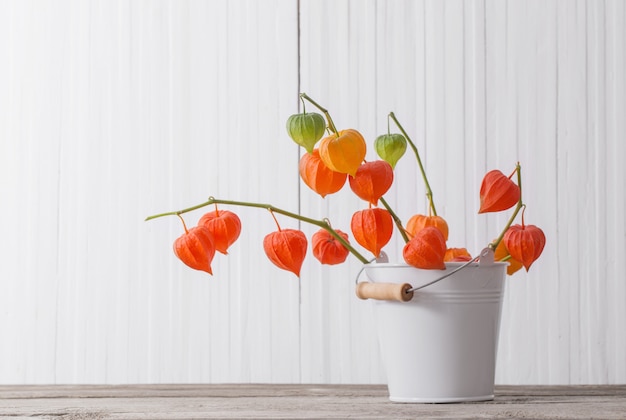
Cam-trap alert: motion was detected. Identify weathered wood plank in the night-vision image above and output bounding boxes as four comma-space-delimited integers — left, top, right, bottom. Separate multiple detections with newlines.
0, 385, 624, 419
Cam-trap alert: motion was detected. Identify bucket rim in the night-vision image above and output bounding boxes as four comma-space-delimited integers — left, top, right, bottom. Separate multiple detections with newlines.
363, 261, 509, 269
360, 260, 508, 294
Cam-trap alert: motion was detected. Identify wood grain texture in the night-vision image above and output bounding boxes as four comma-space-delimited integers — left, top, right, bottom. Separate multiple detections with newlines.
0, 385, 625, 419
0, 0, 624, 385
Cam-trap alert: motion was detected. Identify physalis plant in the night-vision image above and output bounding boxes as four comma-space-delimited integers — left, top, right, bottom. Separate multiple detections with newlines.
148, 93, 545, 278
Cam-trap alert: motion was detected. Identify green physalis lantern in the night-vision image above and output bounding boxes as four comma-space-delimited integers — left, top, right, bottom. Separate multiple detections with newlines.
286, 112, 326, 153
374, 133, 407, 169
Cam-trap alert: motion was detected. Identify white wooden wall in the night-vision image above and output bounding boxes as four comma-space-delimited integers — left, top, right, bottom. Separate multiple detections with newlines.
1, 0, 624, 385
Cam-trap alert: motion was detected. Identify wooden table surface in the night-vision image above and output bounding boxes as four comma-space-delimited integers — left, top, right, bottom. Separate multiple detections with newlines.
1, 384, 625, 419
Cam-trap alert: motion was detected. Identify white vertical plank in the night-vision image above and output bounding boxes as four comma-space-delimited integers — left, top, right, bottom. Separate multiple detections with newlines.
522, 0, 560, 385
553, 0, 587, 385
604, 0, 626, 383
0, 0, 75, 383
423, 0, 447, 222
463, 0, 489, 253
441, 0, 467, 249
584, 0, 611, 384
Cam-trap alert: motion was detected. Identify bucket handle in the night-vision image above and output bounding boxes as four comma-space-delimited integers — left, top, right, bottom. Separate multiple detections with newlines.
355, 248, 495, 302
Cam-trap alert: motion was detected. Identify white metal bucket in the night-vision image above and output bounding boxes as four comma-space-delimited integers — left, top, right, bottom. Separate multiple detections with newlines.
363, 259, 507, 403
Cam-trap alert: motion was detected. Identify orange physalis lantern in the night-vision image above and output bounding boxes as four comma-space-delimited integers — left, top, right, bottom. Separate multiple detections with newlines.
198, 208, 242, 254
312, 229, 350, 265
318, 129, 367, 176
493, 239, 523, 275
444, 247, 472, 262
348, 160, 394, 206
478, 169, 521, 213
263, 229, 308, 277
173, 216, 216, 275
405, 214, 449, 241
350, 208, 393, 258
299, 149, 347, 197
503, 224, 546, 271
403, 226, 447, 270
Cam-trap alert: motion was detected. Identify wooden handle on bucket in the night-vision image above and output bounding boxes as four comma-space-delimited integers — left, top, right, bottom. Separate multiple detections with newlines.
355, 282, 414, 302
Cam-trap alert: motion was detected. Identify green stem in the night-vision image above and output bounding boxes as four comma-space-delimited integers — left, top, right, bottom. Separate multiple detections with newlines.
176, 214, 189, 234
489, 162, 523, 251
388, 112, 438, 216
299, 95, 307, 114
145, 196, 370, 264
380, 197, 410, 243
300, 92, 339, 135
